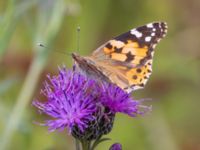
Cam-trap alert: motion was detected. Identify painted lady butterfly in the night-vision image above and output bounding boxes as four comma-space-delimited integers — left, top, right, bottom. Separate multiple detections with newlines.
72, 22, 168, 93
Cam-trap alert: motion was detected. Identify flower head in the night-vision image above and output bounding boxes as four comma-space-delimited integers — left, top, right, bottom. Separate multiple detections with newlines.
33, 68, 98, 133
33, 66, 149, 140
100, 83, 143, 117
109, 143, 122, 150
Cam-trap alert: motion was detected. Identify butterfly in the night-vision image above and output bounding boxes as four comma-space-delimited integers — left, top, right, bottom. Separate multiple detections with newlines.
72, 22, 168, 93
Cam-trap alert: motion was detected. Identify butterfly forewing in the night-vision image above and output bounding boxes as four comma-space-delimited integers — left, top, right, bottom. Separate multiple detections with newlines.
93, 22, 167, 67
74, 22, 168, 93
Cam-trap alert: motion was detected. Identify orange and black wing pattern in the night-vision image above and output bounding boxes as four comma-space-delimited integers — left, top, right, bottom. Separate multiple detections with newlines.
93, 22, 168, 92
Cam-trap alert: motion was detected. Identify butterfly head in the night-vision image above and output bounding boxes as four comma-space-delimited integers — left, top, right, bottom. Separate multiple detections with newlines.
71, 52, 81, 63
72, 52, 93, 65
71, 52, 95, 70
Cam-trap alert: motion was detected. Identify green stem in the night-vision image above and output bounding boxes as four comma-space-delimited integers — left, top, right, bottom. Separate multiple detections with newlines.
90, 136, 101, 150
75, 139, 81, 150
81, 140, 91, 150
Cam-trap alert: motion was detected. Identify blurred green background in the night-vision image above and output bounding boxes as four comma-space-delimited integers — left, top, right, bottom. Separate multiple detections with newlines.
0, 0, 200, 150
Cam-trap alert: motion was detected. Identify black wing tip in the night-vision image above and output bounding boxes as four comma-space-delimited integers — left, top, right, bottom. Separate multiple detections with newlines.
149, 21, 168, 37
152, 21, 168, 32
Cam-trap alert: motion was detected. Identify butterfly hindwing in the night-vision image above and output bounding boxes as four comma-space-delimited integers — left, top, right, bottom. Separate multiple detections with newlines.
124, 59, 153, 92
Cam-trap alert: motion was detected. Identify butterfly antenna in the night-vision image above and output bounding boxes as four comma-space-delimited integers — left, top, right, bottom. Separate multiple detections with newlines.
37, 43, 71, 56
76, 26, 80, 53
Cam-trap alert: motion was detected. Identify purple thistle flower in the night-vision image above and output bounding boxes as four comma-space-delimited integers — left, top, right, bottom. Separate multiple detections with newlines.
33, 68, 98, 133
109, 143, 122, 150
100, 83, 143, 117
33, 66, 149, 141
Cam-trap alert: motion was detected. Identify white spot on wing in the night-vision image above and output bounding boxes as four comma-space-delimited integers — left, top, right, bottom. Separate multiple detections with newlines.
125, 88, 133, 93
157, 39, 161, 42
152, 44, 156, 49
133, 85, 143, 91
130, 29, 142, 38
151, 32, 155, 36
145, 36, 151, 42
151, 51, 155, 56
147, 23, 153, 28
110, 40, 125, 48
